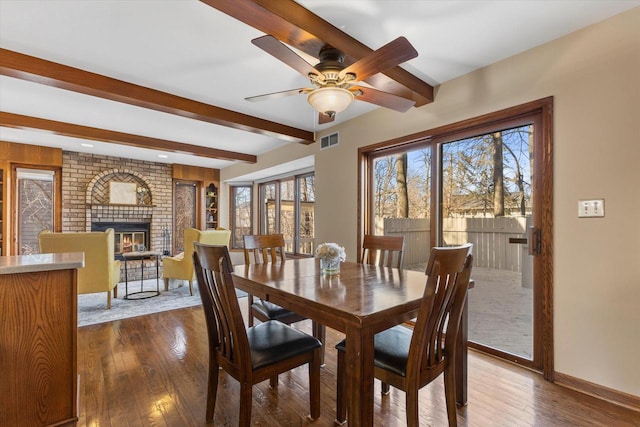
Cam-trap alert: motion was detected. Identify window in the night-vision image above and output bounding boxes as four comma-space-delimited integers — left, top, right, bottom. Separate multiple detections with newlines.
370, 147, 432, 268
173, 181, 197, 254
298, 174, 315, 255
260, 172, 315, 256
15, 168, 56, 255
230, 185, 253, 249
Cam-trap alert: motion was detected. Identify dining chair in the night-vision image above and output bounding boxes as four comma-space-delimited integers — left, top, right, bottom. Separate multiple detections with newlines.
243, 234, 326, 366
243, 234, 288, 327
361, 234, 405, 269
335, 244, 473, 426
193, 243, 322, 426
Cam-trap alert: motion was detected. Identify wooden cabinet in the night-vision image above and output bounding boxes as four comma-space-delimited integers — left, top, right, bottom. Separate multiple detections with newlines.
0, 253, 83, 426
205, 183, 218, 229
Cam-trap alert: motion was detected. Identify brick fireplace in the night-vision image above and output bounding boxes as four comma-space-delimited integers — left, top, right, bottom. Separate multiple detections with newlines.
61, 152, 173, 280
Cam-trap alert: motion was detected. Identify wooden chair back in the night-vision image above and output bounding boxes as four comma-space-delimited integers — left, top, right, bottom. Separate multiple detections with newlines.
193, 242, 322, 424
360, 234, 405, 268
408, 243, 473, 382
243, 234, 286, 265
193, 243, 251, 375
335, 243, 473, 426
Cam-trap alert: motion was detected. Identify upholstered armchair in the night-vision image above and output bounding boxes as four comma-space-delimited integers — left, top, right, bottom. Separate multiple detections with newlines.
162, 227, 231, 295
38, 228, 121, 309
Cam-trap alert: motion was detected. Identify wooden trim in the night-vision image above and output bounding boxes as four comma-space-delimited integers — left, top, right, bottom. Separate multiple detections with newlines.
1, 112, 257, 164
202, 0, 434, 106
539, 98, 555, 381
172, 164, 220, 182
554, 372, 640, 413
0, 48, 314, 145
0, 140, 63, 165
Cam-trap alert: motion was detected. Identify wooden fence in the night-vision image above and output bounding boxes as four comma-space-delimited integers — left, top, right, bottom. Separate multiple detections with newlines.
382, 216, 532, 275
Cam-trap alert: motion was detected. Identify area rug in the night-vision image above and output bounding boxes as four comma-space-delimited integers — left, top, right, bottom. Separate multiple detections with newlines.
78, 279, 247, 327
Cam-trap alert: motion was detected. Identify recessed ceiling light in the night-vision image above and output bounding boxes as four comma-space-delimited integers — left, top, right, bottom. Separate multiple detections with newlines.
158, 154, 169, 158
81, 143, 94, 148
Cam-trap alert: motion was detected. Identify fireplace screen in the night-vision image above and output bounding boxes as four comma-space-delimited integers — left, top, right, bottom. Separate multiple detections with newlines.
115, 231, 146, 253
92, 222, 150, 255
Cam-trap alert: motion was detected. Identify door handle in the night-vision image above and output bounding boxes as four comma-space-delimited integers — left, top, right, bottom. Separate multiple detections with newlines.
508, 237, 528, 244
528, 226, 541, 255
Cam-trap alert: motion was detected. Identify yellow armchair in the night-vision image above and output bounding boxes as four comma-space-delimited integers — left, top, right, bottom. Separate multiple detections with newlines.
162, 228, 231, 295
38, 228, 121, 309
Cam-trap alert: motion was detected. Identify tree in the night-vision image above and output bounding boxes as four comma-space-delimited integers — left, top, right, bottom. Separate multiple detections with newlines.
396, 153, 409, 218
491, 132, 505, 217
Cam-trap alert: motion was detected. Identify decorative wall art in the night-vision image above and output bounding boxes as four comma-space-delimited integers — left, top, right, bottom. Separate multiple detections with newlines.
109, 182, 137, 205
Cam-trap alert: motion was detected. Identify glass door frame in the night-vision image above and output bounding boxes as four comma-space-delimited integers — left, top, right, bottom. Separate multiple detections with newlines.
359, 97, 554, 379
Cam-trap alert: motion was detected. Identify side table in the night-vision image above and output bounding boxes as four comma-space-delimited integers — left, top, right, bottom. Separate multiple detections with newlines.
119, 251, 161, 299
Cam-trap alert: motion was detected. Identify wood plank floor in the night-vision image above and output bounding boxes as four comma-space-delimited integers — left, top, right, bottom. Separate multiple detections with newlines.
77, 304, 640, 426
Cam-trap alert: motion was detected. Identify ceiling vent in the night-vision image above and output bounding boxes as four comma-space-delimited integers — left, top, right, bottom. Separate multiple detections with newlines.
320, 132, 339, 150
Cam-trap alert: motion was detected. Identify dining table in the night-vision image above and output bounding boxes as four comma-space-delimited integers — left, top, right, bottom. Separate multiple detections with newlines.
232, 257, 471, 427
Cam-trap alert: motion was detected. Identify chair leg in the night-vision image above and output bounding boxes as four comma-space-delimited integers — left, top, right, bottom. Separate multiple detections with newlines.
444, 366, 458, 426
381, 381, 391, 395
335, 349, 347, 424
113, 285, 118, 299
107, 292, 111, 309
406, 389, 419, 427
308, 348, 321, 420
269, 375, 278, 388
312, 321, 326, 366
164, 278, 170, 291
206, 357, 219, 422
188, 280, 193, 296
247, 295, 254, 327
239, 382, 252, 427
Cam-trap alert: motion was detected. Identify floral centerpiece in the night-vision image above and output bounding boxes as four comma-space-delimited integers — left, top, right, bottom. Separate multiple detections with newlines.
315, 242, 346, 275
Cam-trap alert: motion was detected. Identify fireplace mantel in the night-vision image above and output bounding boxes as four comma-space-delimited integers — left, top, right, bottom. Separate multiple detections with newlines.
88, 203, 157, 208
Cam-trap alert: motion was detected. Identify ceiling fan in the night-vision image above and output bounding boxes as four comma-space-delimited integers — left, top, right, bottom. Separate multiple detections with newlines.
246, 35, 419, 124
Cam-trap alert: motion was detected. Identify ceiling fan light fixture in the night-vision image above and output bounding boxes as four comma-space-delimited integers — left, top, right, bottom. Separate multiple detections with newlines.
307, 87, 354, 116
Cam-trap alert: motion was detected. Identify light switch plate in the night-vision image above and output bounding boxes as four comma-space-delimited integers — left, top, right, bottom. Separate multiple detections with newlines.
578, 199, 605, 217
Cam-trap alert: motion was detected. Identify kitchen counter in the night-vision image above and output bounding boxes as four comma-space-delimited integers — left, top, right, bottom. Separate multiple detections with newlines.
0, 252, 84, 275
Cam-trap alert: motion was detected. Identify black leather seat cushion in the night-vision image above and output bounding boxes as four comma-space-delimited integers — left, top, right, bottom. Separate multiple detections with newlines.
335, 325, 411, 377
252, 299, 305, 322
248, 320, 322, 370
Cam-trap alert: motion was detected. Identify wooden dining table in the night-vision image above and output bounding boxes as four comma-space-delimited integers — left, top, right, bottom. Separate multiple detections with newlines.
232, 257, 471, 427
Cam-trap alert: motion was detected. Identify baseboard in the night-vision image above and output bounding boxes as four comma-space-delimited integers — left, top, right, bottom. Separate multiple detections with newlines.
554, 371, 640, 413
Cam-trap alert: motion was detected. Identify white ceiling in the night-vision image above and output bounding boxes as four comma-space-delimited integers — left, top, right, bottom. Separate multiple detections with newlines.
1, 1, 638, 172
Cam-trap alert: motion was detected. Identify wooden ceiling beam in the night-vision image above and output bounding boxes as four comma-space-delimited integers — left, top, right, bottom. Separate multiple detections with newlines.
0, 112, 258, 163
202, 0, 434, 106
0, 48, 315, 145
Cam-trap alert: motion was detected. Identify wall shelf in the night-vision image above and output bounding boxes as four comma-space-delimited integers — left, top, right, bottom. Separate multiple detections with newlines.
205, 183, 218, 230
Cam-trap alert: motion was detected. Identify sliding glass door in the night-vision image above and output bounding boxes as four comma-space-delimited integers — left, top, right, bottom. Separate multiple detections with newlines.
440, 125, 537, 365
362, 99, 552, 374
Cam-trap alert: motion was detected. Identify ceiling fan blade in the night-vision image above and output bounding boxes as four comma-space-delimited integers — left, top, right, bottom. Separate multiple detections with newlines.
340, 37, 418, 82
318, 112, 335, 125
245, 88, 309, 102
351, 86, 416, 112
252, 35, 324, 81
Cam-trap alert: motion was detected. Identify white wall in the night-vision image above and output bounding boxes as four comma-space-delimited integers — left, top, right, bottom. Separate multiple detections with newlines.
221, 8, 640, 396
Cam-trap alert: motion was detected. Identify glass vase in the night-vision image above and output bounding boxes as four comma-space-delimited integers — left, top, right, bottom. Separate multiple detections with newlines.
320, 257, 341, 275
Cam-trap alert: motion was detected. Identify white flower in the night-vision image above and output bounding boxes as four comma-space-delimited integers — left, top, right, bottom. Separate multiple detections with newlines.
315, 242, 346, 261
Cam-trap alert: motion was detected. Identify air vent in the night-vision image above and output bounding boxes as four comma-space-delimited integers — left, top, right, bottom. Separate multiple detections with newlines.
320, 132, 339, 149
